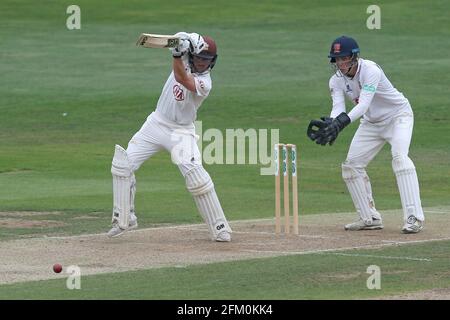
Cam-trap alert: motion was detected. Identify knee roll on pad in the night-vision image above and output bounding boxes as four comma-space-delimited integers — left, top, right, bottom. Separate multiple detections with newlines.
392, 155, 415, 173
112, 145, 133, 177
341, 162, 363, 180
185, 166, 214, 196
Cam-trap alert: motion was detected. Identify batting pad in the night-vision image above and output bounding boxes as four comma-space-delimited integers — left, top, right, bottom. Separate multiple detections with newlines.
392, 155, 424, 221
185, 166, 232, 240
111, 145, 135, 229
342, 163, 375, 224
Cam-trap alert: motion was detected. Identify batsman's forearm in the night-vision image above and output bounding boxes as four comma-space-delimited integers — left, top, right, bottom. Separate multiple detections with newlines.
172, 57, 196, 92
173, 58, 188, 83
173, 58, 196, 92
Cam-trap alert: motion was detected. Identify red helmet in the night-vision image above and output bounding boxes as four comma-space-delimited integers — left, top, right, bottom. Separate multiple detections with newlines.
199, 36, 217, 57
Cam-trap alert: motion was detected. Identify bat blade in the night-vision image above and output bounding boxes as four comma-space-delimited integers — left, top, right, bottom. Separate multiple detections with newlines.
136, 33, 180, 49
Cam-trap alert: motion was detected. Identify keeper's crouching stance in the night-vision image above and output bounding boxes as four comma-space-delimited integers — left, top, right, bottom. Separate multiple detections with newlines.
307, 36, 424, 234
108, 32, 232, 241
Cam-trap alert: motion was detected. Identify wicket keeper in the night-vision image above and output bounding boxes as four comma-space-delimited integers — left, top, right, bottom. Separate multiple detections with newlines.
307, 36, 425, 233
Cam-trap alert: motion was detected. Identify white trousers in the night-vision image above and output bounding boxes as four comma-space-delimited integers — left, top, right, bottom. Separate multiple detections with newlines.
124, 112, 232, 240
347, 112, 414, 164
126, 112, 201, 176
344, 111, 424, 222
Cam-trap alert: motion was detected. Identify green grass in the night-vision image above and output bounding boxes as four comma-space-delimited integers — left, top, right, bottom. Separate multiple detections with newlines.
1, 0, 449, 235
1, 240, 449, 299
1, 0, 449, 299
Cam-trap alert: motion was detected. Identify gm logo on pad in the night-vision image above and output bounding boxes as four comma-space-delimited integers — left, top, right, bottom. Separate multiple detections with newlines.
216, 223, 225, 231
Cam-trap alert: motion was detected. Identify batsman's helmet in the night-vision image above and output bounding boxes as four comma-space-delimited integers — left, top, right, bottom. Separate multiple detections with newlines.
328, 36, 360, 62
189, 35, 218, 74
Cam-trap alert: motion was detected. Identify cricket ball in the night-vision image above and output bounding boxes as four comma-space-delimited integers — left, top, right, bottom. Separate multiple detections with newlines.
53, 263, 63, 273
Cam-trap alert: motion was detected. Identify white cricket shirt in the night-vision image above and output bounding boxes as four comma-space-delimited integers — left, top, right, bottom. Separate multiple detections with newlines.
155, 65, 212, 126
329, 58, 412, 123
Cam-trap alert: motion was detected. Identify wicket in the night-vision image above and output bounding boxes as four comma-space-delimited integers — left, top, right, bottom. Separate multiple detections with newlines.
274, 143, 299, 235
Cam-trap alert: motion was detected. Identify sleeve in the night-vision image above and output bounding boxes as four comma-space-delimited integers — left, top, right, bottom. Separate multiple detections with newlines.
329, 77, 346, 118
193, 74, 212, 97
347, 65, 382, 122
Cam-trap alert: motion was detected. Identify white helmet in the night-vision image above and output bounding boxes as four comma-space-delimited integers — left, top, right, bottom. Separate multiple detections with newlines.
187, 33, 207, 54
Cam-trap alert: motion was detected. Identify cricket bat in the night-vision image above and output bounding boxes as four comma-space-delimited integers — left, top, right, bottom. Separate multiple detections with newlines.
136, 33, 180, 49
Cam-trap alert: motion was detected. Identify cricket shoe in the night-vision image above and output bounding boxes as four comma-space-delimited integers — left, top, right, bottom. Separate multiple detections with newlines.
107, 219, 138, 238
344, 218, 384, 231
215, 231, 231, 242
402, 216, 423, 234
370, 208, 382, 220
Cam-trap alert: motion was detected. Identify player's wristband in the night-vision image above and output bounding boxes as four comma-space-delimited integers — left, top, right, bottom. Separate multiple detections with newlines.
173, 55, 182, 59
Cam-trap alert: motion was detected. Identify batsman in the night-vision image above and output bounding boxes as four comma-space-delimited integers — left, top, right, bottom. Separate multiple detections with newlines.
307, 36, 425, 233
108, 32, 232, 241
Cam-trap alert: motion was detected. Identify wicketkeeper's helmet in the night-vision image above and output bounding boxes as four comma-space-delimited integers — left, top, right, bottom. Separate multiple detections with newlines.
328, 36, 360, 62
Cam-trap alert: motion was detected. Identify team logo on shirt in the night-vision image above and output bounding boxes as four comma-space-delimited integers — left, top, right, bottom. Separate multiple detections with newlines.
363, 84, 376, 92
173, 84, 185, 101
198, 80, 205, 90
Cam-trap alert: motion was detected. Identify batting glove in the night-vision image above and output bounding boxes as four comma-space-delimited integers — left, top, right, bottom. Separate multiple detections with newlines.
170, 39, 190, 58
174, 32, 190, 40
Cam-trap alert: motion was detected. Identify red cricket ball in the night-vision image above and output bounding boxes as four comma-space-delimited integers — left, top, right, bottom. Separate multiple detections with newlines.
53, 263, 63, 273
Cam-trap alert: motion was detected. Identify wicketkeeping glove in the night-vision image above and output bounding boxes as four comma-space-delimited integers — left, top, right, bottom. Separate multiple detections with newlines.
321, 112, 351, 145
307, 117, 330, 142
307, 115, 346, 146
